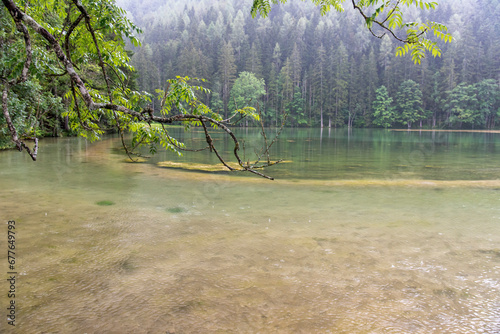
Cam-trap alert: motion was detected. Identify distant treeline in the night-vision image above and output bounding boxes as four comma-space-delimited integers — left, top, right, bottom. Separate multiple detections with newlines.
118, 0, 500, 129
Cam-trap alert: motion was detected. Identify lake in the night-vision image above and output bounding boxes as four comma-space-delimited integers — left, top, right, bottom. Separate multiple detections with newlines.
1, 128, 500, 333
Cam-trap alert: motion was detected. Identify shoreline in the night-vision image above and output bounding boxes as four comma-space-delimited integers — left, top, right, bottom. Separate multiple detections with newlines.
390, 129, 500, 133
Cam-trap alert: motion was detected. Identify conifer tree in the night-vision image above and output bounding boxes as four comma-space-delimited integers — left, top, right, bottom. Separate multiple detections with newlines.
245, 42, 264, 79
218, 41, 237, 116
312, 44, 327, 127
332, 42, 348, 127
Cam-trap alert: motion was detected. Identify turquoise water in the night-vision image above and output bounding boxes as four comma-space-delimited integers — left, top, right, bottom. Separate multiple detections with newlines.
148, 128, 500, 181
1, 129, 500, 333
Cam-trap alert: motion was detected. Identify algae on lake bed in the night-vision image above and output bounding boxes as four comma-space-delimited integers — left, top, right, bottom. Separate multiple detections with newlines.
156, 160, 292, 173
157, 161, 244, 172
96, 200, 115, 206
123, 157, 148, 163
167, 207, 186, 213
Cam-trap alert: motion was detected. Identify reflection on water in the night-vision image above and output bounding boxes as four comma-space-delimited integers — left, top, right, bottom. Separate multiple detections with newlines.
147, 128, 500, 181
1, 129, 500, 333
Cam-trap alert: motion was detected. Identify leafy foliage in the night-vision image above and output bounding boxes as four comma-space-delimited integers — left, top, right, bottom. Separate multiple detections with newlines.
228, 71, 265, 119
1, 6, 65, 145
445, 80, 500, 129
394, 79, 424, 128
286, 87, 307, 126
1, 0, 281, 178
372, 85, 394, 129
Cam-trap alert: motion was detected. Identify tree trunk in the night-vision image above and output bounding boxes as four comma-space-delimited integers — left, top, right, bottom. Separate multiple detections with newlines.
320, 106, 323, 128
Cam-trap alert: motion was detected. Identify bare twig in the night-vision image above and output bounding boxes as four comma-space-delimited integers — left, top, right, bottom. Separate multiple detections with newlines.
253, 108, 288, 167
256, 103, 270, 163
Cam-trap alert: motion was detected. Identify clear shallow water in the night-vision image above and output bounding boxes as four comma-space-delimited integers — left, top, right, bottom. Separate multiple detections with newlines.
1, 129, 500, 333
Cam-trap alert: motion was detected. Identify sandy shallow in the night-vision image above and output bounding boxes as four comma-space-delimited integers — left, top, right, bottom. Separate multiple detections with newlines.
1, 136, 500, 333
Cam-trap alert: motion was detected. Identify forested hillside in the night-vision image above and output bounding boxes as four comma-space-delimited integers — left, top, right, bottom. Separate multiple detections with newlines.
118, 0, 500, 129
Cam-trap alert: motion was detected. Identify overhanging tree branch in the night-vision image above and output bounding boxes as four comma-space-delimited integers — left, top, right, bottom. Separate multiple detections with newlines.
1, 0, 279, 179
251, 0, 452, 64
1, 1, 38, 159
1, 83, 38, 160
14, 20, 31, 84
64, 13, 84, 62
351, 0, 426, 44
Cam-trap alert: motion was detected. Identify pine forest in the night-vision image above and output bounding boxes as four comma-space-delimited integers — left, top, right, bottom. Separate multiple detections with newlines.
119, 0, 500, 129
